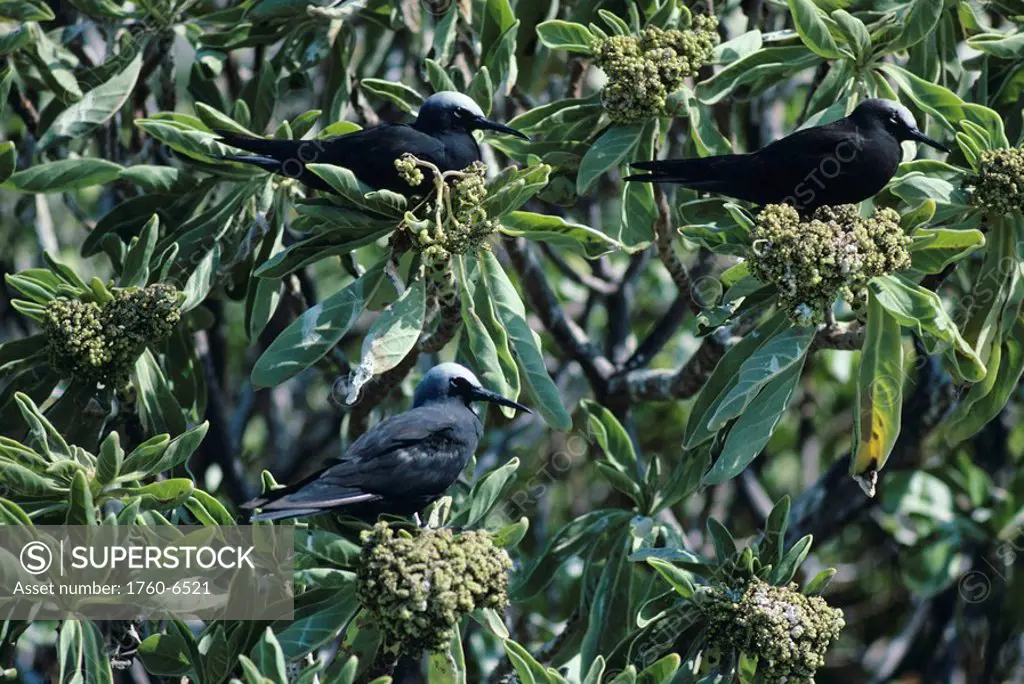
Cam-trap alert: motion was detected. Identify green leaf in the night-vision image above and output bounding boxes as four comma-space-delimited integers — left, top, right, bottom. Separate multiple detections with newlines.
637, 654, 681, 684
581, 399, 640, 478
138, 633, 192, 677
704, 356, 804, 485
945, 318, 1024, 445
59, 621, 114, 684
503, 639, 553, 684
910, 228, 985, 274
486, 21, 520, 94
134, 348, 187, 437
696, 46, 821, 105
577, 125, 644, 194
499, 211, 625, 257
306, 163, 406, 217
787, 0, 845, 59
479, 251, 572, 430
360, 79, 424, 114
0, 0, 54, 20
95, 431, 123, 485
535, 20, 596, 54
275, 588, 361, 661
452, 457, 520, 527
3, 159, 124, 193
0, 140, 15, 184
869, 275, 985, 383
831, 10, 871, 63
851, 289, 905, 495
251, 628, 288, 684
15, 392, 71, 462
39, 52, 142, 148
646, 558, 695, 598
967, 32, 1024, 59
253, 263, 383, 388
353, 277, 426, 384
119, 214, 159, 288
684, 311, 792, 448
770, 535, 813, 585
881, 0, 943, 54
803, 567, 837, 596
707, 323, 816, 431
181, 244, 220, 312
457, 256, 510, 403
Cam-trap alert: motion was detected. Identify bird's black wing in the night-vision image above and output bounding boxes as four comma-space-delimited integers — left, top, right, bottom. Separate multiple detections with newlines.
242, 404, 477, 518
215, 125, 450, 192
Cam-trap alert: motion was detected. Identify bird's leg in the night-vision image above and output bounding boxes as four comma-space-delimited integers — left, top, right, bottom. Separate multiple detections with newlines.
825, 308, 837, 329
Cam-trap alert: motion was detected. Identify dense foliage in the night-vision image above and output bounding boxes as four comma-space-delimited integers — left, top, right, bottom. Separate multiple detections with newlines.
1, 0, 1023, 681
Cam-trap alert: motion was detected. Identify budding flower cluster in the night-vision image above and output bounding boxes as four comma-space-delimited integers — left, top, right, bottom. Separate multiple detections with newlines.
748, 204, 911, 325
394, 154, 424, 187
967, 146, 1024, 216
356, 522, 512, 654
594, 17, 719, 124
697, 578, 845, 683
399, 159, 498, 263
44, 284, 182, 388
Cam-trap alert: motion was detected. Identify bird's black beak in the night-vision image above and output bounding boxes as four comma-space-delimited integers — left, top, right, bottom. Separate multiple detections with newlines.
907, 127, 949, 153
469, 385, 531, 413
473, 115, 531, 141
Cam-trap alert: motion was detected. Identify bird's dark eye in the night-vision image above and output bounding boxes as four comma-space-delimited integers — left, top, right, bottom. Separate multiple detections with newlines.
449, 377, 470, 391
889, 113, 900, 124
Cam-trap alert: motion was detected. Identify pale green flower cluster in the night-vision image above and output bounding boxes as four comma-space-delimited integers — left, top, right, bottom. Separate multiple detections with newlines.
697, 577, 845, 683
969, 146, 1024, 216
356, 522, 512, 654
594, 17, 719, 124
749, 204, 911, 324
44, 284, 182, 388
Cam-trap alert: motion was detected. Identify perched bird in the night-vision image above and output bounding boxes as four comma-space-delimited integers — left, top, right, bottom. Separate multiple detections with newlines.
213, 92, 528, 194
242, 363, 530, 522
626, 98, 949, 213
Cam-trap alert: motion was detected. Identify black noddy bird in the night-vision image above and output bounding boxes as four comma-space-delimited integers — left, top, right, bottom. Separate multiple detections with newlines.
213, 92, 528, 194
242, 363, 530, 522
626, 99, 949, 213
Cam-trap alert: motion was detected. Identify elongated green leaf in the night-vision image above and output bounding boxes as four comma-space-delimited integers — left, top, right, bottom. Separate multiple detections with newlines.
354, 277, 426, 381
253, 263, 383, 388
881, 0, 943, 54
696, 46, 821, 105
452, 457, 520, 527
869, 275, 985, 382
707, 323, 816, 431
704, 356, 805, 485
788, 0, 844, 58
59, 620, 113, 684
535, 20, 596, 53
577, 125, 644, 194
120, 214, 159, 288
39, 53, 142, 148
910, 228, 985, 273
3, 159, 123, 193
500, 211, 625, 257
479, 251, 572, 430
360, 79, 424, 114
851, 289, 905, 495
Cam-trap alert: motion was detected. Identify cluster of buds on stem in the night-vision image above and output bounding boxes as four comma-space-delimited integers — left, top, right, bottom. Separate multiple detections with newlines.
966, 146, 1024, 216
593, 17, 719, 124
394, 155, 499, 264
748, 204, 911, 325
695, 577, 845, 683
43, 284, 182, 389
356, 522, 512, 654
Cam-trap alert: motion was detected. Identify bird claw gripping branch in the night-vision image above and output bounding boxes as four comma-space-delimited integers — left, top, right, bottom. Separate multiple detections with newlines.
594, 18, 719, 124
748, 204, 911, 326
967, 146, 1024, 216
44, 284, 183, 389
356, 521, 512, 655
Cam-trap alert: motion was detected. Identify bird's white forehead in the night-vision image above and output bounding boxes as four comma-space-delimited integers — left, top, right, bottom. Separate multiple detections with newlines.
423, 91, 484, 117
861, 98, 918, 128
424, 362, 480, 386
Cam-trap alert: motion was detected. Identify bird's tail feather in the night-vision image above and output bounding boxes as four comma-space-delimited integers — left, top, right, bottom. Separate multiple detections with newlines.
625, 155, 747, 184
213, 154, 282, 173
